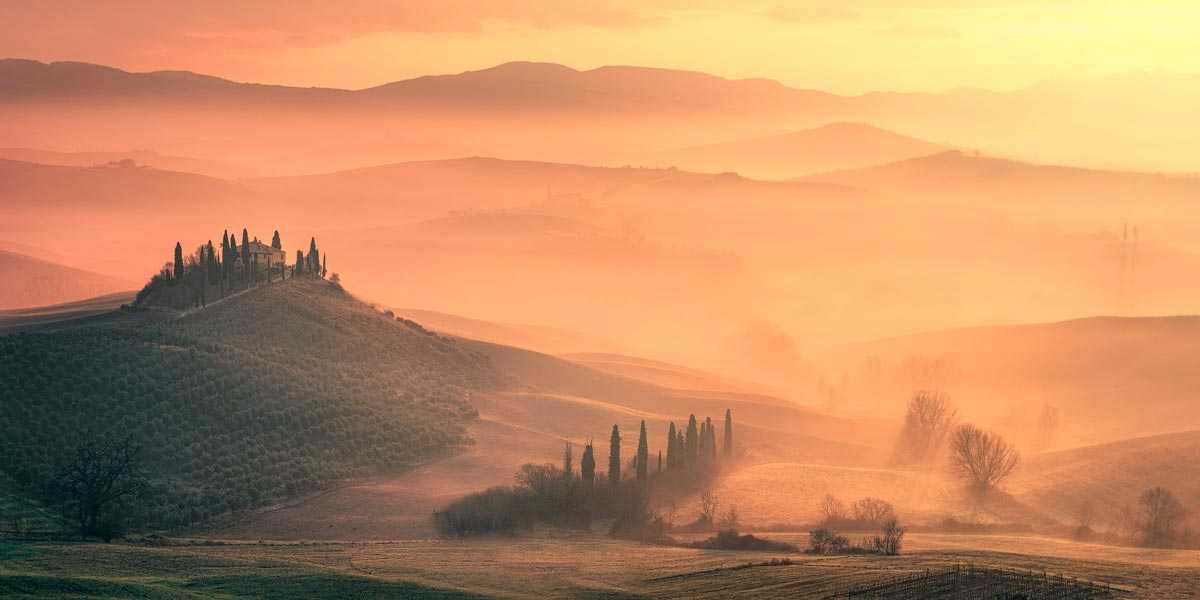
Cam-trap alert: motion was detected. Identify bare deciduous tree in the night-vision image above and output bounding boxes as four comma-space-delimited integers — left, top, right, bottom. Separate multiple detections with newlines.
820, 494, 847, 524
852, 497, 896, 525
698, 490, 720, 527
868, 518, 906, 555
55, 436, 146, 541
1035, 402, 1060, 452
1137, 486, 1187, 548
949, 424, 1019, 494
893, 390, 957, 466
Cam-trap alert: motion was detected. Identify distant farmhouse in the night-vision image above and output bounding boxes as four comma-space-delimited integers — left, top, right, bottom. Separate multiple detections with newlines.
243, 238, 286, 272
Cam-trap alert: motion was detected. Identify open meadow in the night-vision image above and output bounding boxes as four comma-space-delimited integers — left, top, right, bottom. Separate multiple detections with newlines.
2, 531, 1198, 599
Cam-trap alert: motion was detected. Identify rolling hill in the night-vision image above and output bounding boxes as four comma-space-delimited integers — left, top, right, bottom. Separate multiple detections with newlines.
1011, 430, 1200, 529
0, 278, 496, 529
0, 249, 134, 309
641, 122, 953, 179
820, 315, 1200, 447
0, 147, 258, 179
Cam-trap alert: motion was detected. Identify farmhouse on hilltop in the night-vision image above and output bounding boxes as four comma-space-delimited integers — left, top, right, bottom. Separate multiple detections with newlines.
243, 238, 285, 269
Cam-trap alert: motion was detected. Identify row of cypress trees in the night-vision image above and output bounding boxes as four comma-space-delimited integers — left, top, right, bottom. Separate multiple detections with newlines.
573, 409, 735, 494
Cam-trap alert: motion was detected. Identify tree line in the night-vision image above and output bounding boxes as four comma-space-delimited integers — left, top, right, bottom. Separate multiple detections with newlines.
434, 409, 737, 540
136, 228, 328, 310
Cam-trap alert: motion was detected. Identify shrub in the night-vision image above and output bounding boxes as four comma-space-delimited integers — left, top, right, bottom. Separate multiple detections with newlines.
865, 518, 906, 555
808, 528, 849, 555
692, 530, 798, 553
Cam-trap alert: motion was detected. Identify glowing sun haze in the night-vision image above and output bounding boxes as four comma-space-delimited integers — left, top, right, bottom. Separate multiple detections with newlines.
3, 1, 1198, 93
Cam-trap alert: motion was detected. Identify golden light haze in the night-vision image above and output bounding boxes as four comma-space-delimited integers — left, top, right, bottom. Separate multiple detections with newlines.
3, 1, 1199, 94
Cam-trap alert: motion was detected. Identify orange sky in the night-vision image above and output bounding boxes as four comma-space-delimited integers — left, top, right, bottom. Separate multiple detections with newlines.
3, 1, 1198, 94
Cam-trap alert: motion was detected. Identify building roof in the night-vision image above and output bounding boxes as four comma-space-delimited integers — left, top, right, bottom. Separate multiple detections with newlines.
245, 240, 282, 254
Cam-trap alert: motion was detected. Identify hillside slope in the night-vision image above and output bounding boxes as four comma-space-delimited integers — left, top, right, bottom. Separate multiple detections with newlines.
0, 249, 134, 309
822, 315, 1200, 446
0, 279, 497, 528
1011, 430, 1200, 528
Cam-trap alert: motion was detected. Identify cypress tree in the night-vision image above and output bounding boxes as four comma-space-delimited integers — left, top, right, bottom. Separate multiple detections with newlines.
295, 250, 305, 276
563, 443, 573, 477
581, 441, 595, 495
657, 451, 663, 474
307, 237, 319, 273
700, 417, 710, 463
636, 420, 649, 484
608, 424, 621, 487
723, 409, 734, 459
173, 242, 184, 282
665, 422, 677, 470
685, 415, 699, 467
322, 254, 327, 278
271, 230, 281, 250
241, 229, 250, 283
676, 430, 685, 468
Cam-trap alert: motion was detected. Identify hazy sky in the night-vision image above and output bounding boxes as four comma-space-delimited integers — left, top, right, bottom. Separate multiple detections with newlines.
3, 1, 1198, 94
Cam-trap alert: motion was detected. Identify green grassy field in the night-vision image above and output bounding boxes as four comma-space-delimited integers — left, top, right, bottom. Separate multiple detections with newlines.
1, 531, 1196, 599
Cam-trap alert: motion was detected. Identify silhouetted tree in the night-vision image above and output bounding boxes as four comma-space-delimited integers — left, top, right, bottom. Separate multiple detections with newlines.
700, 417, 710, 463
322, 254, 327, 278
723, 409, 733, 458
295, 250, 305, 276
271, 230, 281, 249
581, 441, 595, 496
657, 451, 662, 474
1035, 402, 1060, 452
1137, 486, 1187, 547
685, 415, 699, 467
949, 424, 1019, 494
55, 436, 146, 541
562, 443, 573, 477
173, 242, 183, 282
241, 229, 250, 282
636, 420, 649, 484
307, 237, 320, 274
665, 422, 677, 470
894, 390, 957, 466
608, 425, 621, 487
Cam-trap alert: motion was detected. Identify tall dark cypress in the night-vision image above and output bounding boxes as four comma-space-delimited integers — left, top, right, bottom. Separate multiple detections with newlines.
581, 441, 595, 495
296, 250, 305, 276
665, 422, 677, 470
608, 424, 621, 487
322, 254, 327, 278
173, 242, 184, 282
636, 420, 649, 484
657, 451, 662, 474
723, 409, 734, 459
241, 229, 250, 282
562, 443, 573, 477
685, 415, 699, 467
308, 237, 319, 273
700, 417, 710, 463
